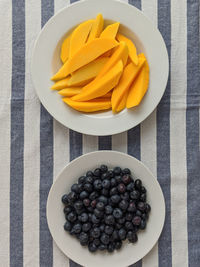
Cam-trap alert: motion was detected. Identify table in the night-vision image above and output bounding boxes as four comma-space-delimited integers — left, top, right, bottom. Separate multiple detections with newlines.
0, 0, 199, 266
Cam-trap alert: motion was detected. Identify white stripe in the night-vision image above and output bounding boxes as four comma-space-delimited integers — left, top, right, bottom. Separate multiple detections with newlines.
112, 133, 127, 153
53, 2, 70, 267
83, 135, 98, 154
170, 1, 188, 266
23, 0, 41, 266
0, 1, 11, 265
141, 1, 158, 267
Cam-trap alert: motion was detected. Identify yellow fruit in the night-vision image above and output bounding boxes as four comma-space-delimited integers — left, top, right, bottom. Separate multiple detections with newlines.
58, 87, 82, 97
87, 14, 104, 42
100, 22, 120, 39
60, 35, 71, 63
51, 76, 70, 90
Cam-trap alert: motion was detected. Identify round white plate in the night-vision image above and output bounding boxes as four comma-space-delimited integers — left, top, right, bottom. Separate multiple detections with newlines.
47, 151, 165, 267
32, 0, 169, 136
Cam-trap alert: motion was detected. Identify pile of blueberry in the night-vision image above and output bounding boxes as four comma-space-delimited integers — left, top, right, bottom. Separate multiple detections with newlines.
62, 165, 151, 253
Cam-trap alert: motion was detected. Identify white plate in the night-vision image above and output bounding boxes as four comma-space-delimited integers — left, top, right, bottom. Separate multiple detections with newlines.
31, 0, 169, 136
47, 151, 165, 267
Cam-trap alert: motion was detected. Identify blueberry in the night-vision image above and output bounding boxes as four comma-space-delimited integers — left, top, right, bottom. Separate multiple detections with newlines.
110, 187, 118, 196
61, 194, 69, 205
132, 216, 141, 226
83, 198, 90, 207
118, 183, 126, 193
102, 179, 111, 189
64, 221, 72, 231
84, 183, 93, 193
82, 222, 91, 232
108, 170, 114, 178
86, 171, 93, 177
63, 206, 72, 215
113, 208, 123, 219
117, 217, 125, 224
110, 195, 121, 205
140, 219, 146, 230
122, 174, 132, 185
98, 244, 107, 250
92, 214, 100, 224
94, 168, 101, 177
105, 205, 113, 215
126, 182, 134, 192
108, 242, 115, 252
119, 200, 128, 211
110, 230, 119, 241
125, 221, 134, 230
91, 227, 101, 238
105, 215, 115, 225
67, 212, 77, 222
110, 178, 117, 187
100, 164, 108, 173
136, 210, 142, 217
126, 213, 133, 221
72, 223, 82, 234
137, 202, 146, 211
141, 213, 148, 220
98, 196, 108, 205
93, 238, 100, 246
113, 167, 121, 175
135, 179, 142, 190
122, 168, 131, 175
78, 176, 86, 184
101, 188, 109, 196
116, 223, 123, 230
100, 224, 105, 232
105, 225, 114, 235
127, 231, 138, 243
96, 202, 105, 211
71, 184, 79, 194
87, 206, 94, 213
121, 192, 130, 201
77, 183, 84, 192
145, 203, 151, 213
85, 176, 94, 184
89, 242, 98, 251
91, 200, 97, 208
74, 200, 83, 210
93, 179, 102, 191
118, 228, 126, 240
79, 191, 89, 200
141, 186, 146, 193
78, 213, 88, 223
100, 233, 110, 245
76, 208, 86, 215
115, 175, 122, 184
128, 202, 136, 213
140, 193, 146, 202
115, 241, 122, 250
94, 208, 104, 218
89, 191, 99, 200
130, 190, 140, 200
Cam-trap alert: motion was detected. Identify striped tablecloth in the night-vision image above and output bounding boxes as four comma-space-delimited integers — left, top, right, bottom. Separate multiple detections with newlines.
0, 0, 199, 266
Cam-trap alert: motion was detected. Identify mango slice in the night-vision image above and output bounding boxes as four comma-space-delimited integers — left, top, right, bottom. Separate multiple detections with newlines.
69, 19, 94, 58
72, 60, 123, 101
63, 98, 111, 113
58, 87, 82, 97
97, 42, 128, 79
115, 90, 128, 113
111, 54, 146, 111
51, 76, 70, 90
60, 35, 71, 63
51, 38, 119, 81
126, 58, 149, 108
100, 22, 120, 39
68, 57, 109, 87
87, 14, 104, 42
103, 91, 112, 98
117, 33, 138, 65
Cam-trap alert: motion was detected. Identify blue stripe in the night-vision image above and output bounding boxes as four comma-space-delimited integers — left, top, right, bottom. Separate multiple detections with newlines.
98, 136, 112, 150
157, 1, 172, 267
10, 0, 25, 266
128, 1, 141, 267
40, 1, 54, 267
186, 1, 200, 266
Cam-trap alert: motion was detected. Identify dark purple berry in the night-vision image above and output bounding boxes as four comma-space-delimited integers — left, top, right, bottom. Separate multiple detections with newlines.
105, 225, 114, 235
108, 170, 114, 178
122, 174, 132, 184
119, 199, 128, 211
145, 203, 151, 213
102, 179, 111, 189
105, 215, 115, 225
94, 208, 104, 218
96, 202, 105, 211
67, 212, 77, 222
126, 182, 134, 192
136, 210, 142, 217
140, 193, 146, 202
135, 179, 142, 190
115, 241, 122, 250
88, 242, 97, 252
93, 179, 102, 191
127, 232, 138, 243
125, 221, 134, 230
91, 200, 97, 208
89, 191, 99, 200
91, 214, 100, 224
130, 190, 140, 200
110, 187, 118, 196
125, 213, 133, 221
94, 168, 101, 177
128, 202, 136, 212
93, 238, 100, 246
113, 167, 121, 175
140, 219, 146, 230
86, 171, 93, 177
108, 242, 115, 252
91, 227, 101, 238
78, 176, 86, 184
113, 208, 123, 219
62, 194, 69, 205
100, 224, 105, 232
98, 244, 107, 250
137, 202, 146, 211
118, 228, 126, 240
74, 200, 83, 210
71, 184, 79, 194
132, 216, 141, 226
141, 186, 146, 193
79, 191, 89, 200
110, 178, 117, 187
101, 188, 109, 196
118, 183, 126, 193
63, 206, 72, 214
98, 196, 108, 205
100, 164, 108, 173
110, 195, 121, 205
82, 223, 91, 232
84, 183, 93, 193
105, 205, 113, 215
85, 176, 94, 184
72, 223, 82, 234
117, 217, 125, 224
64, 221, 72, 231
78, 213, 88, 223
115, 175, 122, 184
122, 168, 131, 175
83, 198, 90, 207
100, 233, 110, 245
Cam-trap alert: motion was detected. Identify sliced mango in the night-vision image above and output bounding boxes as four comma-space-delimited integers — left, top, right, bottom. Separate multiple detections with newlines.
69, 19, 94, 58
117, 33, 138, 65
126, 59, 149, 108
60, 35, 71, 63
63, 97, 111, 113
100, 22, 120, 39
103, 91, 112, 98
68, 57, 109, 87
87, 14, 104, 42
58, 87, 82, 97
111, 54, 146, 111
72, 60, 123, 101
51, 38, 119, 81
97, 42, 128, 79
51, 76, 71, 90
115, 90, 128, 113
